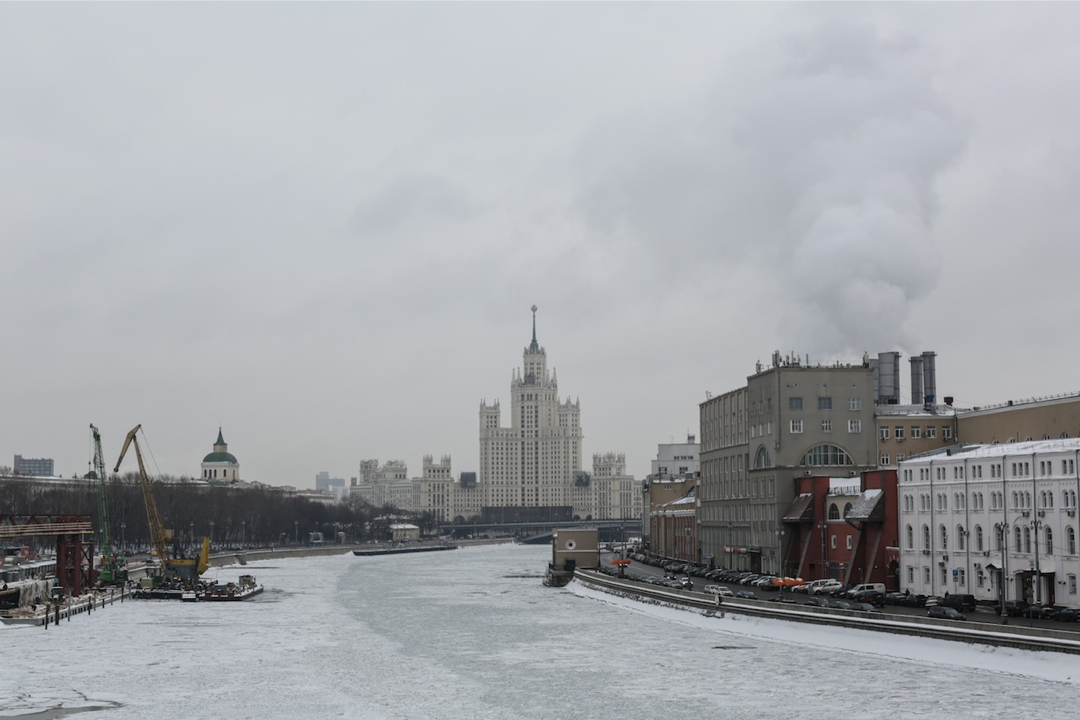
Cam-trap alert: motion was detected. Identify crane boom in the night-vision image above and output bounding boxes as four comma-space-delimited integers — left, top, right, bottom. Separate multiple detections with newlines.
91, 423, 125, 584
114, 424, 171, 577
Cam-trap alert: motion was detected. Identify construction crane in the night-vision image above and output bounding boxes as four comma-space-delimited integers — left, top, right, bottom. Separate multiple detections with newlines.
114, 424, 209, 585
90, 423, 126, 585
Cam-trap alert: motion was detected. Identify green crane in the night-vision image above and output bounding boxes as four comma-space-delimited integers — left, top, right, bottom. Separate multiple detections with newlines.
91, 423, 126, 585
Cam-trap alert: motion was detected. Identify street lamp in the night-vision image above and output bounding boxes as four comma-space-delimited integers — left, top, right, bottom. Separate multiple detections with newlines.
295, 521, 299, 545
994, 521, 1011, 624
241, 521, 246, 548
776, 527, 786, 577
209, 521, 214, 547
120, 523, 126, 554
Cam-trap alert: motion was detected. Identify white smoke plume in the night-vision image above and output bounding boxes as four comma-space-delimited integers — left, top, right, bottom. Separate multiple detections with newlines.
573, 19, 969, 359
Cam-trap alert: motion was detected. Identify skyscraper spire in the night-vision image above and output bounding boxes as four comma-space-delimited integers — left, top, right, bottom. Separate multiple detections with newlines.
529, 304, 539, 351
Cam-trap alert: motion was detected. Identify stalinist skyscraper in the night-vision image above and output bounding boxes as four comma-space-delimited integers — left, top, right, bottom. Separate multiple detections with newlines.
479, 306, 583, 518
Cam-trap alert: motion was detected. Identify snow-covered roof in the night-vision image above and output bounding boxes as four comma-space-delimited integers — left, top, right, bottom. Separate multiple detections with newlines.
847, 489, 884, 522
874, 404, 963, 417
900, 438, 1080, 464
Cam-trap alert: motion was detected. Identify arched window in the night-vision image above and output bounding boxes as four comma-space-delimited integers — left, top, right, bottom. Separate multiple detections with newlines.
923, 525, 931, 550
843, 502, 852, 517
975, 525, 984, 552
1069, 527, 1077, 555
1048, 492, 1054, 508
1023, 526, 1031, 554
801, 444, 854, 466
957, 525, 966, 551
1046, 528, 1054, 556
1015, 527, 1022, 553
906, 525, 914, 550
828, 504, 840, 520
940, 525, 948, 551
754, 447, 770, 469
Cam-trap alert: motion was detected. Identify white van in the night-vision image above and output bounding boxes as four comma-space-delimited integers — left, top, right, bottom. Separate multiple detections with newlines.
849, 583, 886, 596
704, 585, 734, 597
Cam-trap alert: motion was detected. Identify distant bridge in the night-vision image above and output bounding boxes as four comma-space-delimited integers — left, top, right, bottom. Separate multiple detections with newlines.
437, 518, 641, 545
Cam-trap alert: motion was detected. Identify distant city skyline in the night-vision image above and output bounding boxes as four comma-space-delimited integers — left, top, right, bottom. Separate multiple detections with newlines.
4, 4, 1080, 486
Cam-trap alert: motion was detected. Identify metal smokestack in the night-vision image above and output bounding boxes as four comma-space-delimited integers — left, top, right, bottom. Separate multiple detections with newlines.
910, 356, 924, 405
876, 352, 900, 404
922, 351, 937, 406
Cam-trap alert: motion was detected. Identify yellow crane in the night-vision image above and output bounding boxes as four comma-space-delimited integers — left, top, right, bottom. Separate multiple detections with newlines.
114, 424, 209, 584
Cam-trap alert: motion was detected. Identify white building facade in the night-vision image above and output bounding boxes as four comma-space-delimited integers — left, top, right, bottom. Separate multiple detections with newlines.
899, 440, 1080, 608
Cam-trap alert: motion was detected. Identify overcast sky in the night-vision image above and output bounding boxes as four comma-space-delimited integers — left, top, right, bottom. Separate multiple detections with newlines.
3, 3, 1080, 487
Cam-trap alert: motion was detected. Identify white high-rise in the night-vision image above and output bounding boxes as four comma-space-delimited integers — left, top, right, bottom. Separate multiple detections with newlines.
479, 305, 583, 513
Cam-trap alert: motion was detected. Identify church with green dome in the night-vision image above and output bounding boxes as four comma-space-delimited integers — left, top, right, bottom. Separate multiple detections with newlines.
201, 428, 240, 483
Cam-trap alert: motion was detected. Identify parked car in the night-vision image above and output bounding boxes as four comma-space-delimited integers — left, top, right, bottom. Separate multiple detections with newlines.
1022, 604, 1058, 620
735, 590, 757, 600
940, 594, 977, 613
851, 590, 886, 608
899, 593, 929, 608
829, 600, 853, 610
848, 582, 886, 597
804, 596, 831, 608
928, 606, 966, 621
1052, 607, 1080, 622
996, 600, 1030, 617
851, 602, 882, 613
884, 592, 907, 606
704, 585, 734, 597
812, 581, 844, 596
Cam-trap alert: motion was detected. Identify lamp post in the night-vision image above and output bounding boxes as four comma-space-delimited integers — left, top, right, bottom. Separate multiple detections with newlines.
209, 522, 214, 550
994, 521, 1010, 624
190, 521, 194, 545
1031, 517, 1042, 605
776, 527, 786, 577
241, 521, 246, 548
120, 522, 126, 554
295, 521, 299, 545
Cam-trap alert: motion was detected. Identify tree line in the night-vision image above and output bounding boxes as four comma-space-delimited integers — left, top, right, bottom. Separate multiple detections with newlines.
0, 475, 424, 551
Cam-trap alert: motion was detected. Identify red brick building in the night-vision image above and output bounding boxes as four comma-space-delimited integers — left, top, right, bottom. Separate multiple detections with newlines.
781, 470, 899, 589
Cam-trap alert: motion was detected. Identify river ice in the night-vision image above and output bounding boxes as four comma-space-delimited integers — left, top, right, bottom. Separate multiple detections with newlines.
2, 544, 1078, 719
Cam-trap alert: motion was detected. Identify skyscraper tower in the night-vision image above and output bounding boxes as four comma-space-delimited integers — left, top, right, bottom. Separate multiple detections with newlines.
479, 306, 582, 512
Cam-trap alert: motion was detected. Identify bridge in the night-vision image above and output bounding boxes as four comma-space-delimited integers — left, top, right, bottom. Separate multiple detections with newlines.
438, 518, 641, 545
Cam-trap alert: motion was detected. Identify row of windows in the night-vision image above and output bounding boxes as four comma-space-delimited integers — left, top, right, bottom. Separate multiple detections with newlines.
903, 489, 1079, 512
904, 459, 1080, 482
788, 397, 862, 411
881, 425, 952, 441
790, 419, 862, 434
905, 523, 1079, 555
907, 567, 1080, 594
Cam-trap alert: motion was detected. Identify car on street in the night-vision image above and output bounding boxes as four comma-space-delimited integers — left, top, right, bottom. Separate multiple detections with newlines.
851, 602, 882, 613
928, 606, 966, 621
1052, 607, 1080, 622
735, 590, 757, 600
704, 585, 734, 597
851, 590, 886, 607
996, 600, 1030, 617
940, 594, 978, 613
1021, 604, 1058, 620
829, 600, 853, 610
811, 581, 844, 595
804, 596, 831, 608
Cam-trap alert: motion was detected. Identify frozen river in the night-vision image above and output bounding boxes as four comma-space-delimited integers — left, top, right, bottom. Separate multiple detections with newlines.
3, 543, 1079, 719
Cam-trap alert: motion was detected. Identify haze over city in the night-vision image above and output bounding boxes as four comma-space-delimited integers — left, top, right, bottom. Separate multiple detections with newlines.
3, 3, 1079, 486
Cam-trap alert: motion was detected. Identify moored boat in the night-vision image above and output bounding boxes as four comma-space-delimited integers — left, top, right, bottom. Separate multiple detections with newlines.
203, 574, 263, 601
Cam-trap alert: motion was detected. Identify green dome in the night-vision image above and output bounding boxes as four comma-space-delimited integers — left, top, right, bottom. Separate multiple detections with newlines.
203, 451, 238, 464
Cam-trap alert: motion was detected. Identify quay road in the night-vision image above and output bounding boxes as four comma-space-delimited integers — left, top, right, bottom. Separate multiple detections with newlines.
601, 552, 1080, 635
